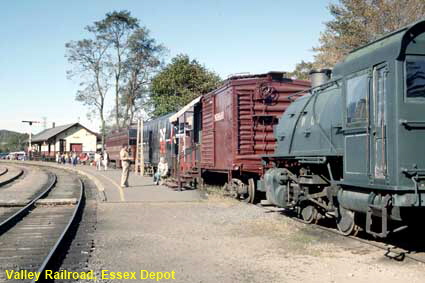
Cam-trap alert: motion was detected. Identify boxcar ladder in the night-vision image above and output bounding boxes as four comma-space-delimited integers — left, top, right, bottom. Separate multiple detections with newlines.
135, 119, 144, 175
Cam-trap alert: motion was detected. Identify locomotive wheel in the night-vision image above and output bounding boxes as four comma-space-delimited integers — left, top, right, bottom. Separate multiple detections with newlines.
300, 205, 317, 224
336, 206, 356, 236
242, 178, 256, 204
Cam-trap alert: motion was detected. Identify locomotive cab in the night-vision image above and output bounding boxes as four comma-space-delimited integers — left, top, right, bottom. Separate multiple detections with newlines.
336, 20, 425, 219
338, 20, 425, 196
262, 19, 425, 237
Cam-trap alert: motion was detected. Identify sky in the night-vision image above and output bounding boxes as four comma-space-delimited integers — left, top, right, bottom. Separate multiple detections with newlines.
0, 0, 332, 134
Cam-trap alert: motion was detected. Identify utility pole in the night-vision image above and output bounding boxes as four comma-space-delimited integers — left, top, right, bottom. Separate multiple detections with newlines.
22, 120, 40, 160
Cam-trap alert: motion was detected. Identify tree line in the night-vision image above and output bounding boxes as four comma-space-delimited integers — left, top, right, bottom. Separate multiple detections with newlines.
288, 0, 425, 80
0, 130, 28, 152
67, 2, 425, 147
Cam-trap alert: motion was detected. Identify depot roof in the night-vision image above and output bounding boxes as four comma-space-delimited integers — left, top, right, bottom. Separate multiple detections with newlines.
31, 123, 98, 142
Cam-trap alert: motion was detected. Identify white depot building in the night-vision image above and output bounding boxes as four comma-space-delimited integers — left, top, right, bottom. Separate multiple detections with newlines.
30, 123, 99, 156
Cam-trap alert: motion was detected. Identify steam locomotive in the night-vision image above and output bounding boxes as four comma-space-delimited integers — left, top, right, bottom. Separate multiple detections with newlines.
260, 19, 425, 237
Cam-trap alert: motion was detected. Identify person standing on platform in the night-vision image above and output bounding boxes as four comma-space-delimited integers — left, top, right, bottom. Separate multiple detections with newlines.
103, 150, 109, 171
72, 152, 78, 167
120, 144, 131, 188
70, 152, 75, 166
94, 151, 102, 171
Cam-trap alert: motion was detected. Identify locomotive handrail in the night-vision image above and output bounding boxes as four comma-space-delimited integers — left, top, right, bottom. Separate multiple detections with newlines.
400, 120, 425, 129
401, 167, 425, 177
296, 156, 327, 164
311, 87, 338, 153
287, 89, 310, 101
288, 92, 317, 153
287, 80, 340, 101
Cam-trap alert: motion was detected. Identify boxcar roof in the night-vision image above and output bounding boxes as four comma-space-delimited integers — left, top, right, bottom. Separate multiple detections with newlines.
168, 97, 201, 123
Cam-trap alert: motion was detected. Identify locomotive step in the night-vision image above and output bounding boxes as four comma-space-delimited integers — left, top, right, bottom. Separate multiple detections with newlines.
180, 174, 196, 179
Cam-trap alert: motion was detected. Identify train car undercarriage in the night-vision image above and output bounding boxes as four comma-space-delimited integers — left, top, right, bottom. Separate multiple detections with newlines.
260, 157, 424, 238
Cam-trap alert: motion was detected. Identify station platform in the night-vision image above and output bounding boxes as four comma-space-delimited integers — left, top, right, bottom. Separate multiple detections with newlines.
0, 160, 203, 203
74, 165, 204, 202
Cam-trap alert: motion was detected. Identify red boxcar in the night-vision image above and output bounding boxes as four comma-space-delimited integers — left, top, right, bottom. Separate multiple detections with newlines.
105, 127, 137, 168
182, 72, 310, 200
175, 72, 310, 198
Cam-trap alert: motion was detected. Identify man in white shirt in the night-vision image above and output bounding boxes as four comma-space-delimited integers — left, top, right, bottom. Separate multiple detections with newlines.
94, 151, 101, 171
102, 150, 109, 171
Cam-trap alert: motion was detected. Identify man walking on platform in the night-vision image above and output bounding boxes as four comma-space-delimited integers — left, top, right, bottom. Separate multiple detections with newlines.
120, 144, 131, 188
95, 151, 102, 171
103, 150, 109, 171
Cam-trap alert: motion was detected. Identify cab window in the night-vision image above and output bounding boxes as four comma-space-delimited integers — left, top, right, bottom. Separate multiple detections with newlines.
406, 56, 425, 99
346, 73, 369, 126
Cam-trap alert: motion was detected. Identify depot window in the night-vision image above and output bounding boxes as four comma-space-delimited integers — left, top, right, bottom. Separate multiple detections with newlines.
346, 72, 369, 126
406, 56, 425, 100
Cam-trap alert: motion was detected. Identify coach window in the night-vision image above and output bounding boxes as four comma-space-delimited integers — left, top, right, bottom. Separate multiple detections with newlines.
346, 72, 369, 127
406, 56, 425, 100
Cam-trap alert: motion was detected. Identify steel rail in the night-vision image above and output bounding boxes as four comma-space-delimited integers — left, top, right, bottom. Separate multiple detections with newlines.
0, 167, 8, 176
0, 167, 24, 187
263, 206, 425, 264
294, 217, 425, 264
0, 172, 57, 235
32, 178, 85, 283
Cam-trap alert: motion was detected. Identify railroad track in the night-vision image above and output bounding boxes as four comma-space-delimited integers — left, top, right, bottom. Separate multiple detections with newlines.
261, 205, 425, 264
0, 167, 8, 176
0, 165, 25, 187
0, 165, 85, 283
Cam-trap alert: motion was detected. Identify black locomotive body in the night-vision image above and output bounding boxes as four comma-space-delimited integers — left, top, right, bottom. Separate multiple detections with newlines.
143, 112, 175, 175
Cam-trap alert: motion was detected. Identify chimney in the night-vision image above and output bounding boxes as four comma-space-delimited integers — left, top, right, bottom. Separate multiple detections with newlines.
309, 69, 332, 88
52, 122, 55, 128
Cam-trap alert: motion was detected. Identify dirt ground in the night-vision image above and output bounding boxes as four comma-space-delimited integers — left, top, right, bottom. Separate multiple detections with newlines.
85, 194, 425, 283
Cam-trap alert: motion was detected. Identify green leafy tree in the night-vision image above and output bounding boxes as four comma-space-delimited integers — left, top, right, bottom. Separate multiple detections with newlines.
287, 60, 314, 80
0, 130, 28, 152
150, 54, 221, 117
314, 0, 425, 68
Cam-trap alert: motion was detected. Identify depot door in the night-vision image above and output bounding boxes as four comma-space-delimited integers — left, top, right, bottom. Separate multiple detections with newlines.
370, 64, 388, 180
70, 143, 83, 153
59, 139, 66, 153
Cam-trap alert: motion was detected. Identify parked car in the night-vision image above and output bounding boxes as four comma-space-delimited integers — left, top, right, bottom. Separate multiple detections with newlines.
7, 151, 26, 160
